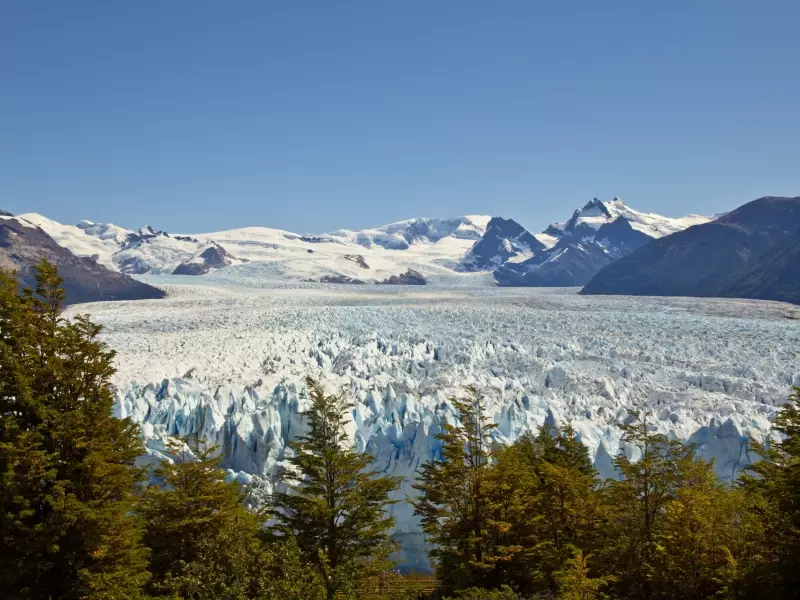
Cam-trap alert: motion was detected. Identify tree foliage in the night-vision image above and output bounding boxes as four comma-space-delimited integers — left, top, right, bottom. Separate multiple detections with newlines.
412, 388, 498, 592
139, 439, 323, 599
0, 261, 149, 599
740, 387, 800, 597
269, 376, 401, 600
555, 551, 611, 600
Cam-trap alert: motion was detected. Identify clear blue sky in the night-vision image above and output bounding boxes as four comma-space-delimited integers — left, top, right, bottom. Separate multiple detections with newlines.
2, 1, 799, 234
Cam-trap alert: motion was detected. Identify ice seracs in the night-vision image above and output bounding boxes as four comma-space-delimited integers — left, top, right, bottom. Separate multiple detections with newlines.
69, 281, 799, 568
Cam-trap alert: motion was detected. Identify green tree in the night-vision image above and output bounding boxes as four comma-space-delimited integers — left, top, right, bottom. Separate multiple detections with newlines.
443, 585, 521, 600
740, 387, 800, 598
556, 551, 610, 600
269, 377, 401, 600
0, 261, 149, 599
526, 425, 603, 595
480, 436, 539, 591
139, 438, 323, 600
599, 408, 693, 600
482, 425, 604, 597
412, 388, 497, 593
648, 454, 747, 600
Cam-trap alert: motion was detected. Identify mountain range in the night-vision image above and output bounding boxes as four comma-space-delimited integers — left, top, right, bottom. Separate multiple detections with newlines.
491, 198, 708, 287
4, 195, 800, 305
3, 197, 707, 293
0, 214, 164, 304
582, 196, 800, 304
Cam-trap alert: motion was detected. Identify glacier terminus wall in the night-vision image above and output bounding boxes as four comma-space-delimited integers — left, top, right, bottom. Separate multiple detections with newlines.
71, 281, 800, 570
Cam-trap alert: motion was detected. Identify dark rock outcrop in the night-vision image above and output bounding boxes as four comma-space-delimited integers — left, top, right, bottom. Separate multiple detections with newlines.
121, 225, 170, 250
0, 216, 165, 304
319, 275, 366, 284
378, 269, 427, 285
172, 243, 242, 276
342, 254, 370, 269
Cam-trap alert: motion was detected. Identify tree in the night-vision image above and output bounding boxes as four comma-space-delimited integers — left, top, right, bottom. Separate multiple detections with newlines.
482, 425, 604, 597
479, 436, 539, 592
556, 551, 611, 600
0, 261, 149, 599
648, 454, 747, 600
139, 438, 323, 599
523, 425, 603, 595
269, 377, 401, 600
599, 408, 693, 600
412, 388, 498, 593
739, 387, 800, 598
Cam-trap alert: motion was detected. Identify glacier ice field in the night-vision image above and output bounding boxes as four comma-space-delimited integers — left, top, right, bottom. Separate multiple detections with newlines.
67, 278, 800, 568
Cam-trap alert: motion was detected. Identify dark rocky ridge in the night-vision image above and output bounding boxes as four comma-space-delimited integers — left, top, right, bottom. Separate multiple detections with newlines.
0, 216, 165, 304
582, 196, 800, 302
379, 269, 427, 285
716, 228, 800, 304
173, 244, 243, 276
496, 216, 655, 287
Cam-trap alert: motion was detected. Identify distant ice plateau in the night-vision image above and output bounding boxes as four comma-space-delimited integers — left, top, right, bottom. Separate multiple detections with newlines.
68, 281, 800, 569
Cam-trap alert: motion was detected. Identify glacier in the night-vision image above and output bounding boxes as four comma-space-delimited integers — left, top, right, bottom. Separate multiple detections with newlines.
67, 279, 800, 569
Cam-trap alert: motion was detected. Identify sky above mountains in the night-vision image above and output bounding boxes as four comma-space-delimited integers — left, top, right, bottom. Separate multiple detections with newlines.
2, 1, 799, 234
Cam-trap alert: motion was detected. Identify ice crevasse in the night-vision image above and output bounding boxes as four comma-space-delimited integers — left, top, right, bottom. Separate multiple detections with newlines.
86, 285, 800, 569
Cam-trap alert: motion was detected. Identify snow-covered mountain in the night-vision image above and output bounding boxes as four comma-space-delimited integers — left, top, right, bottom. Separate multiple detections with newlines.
459, 217, 548, 271
16, 213, 496, 286
327, 215, 491, 249
15, 200, 707, 288
544, 197, 708, 240
494, 198, 710, 287
0, 213, 163, 303
583, 196, 800, 303
173, 243, 246, 275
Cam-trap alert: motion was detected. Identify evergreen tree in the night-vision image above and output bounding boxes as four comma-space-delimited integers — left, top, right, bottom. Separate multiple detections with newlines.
139, 438, 323, 600
0, 261, 149, 599
412, 388, 498, 593
480, 437, 540, 592
269, 377, 401, 600
525, 425, 603, 595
